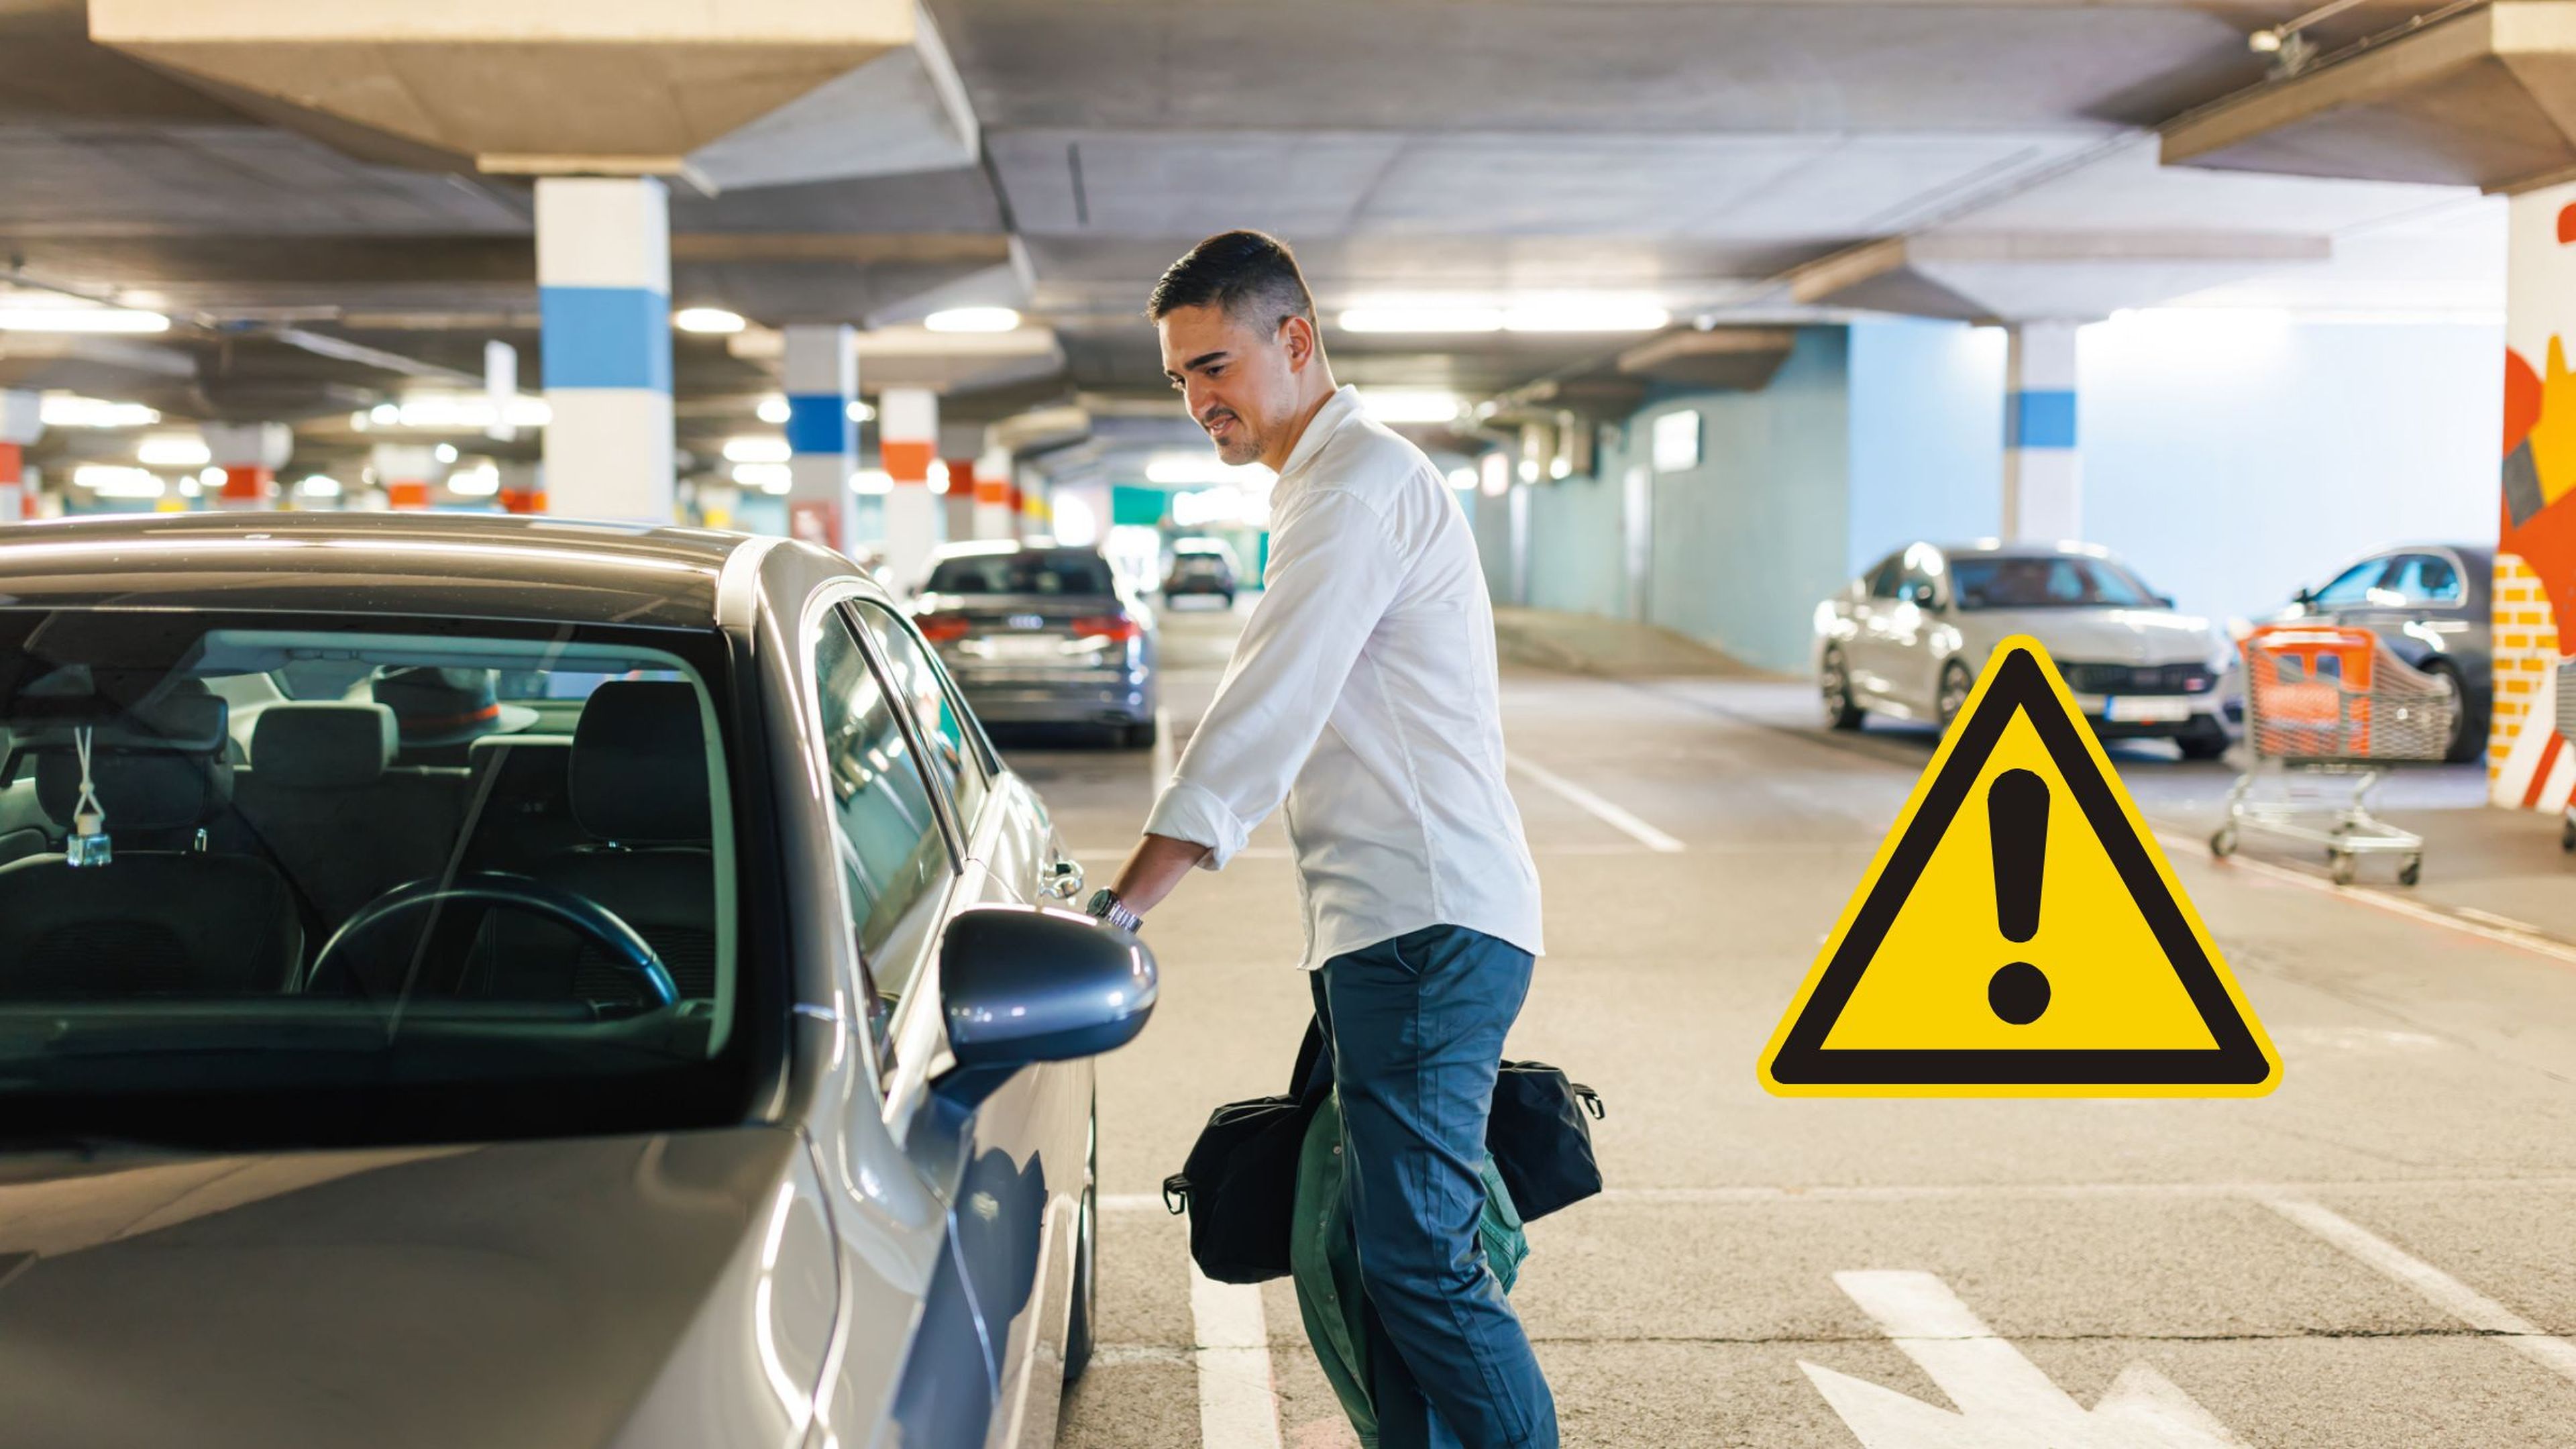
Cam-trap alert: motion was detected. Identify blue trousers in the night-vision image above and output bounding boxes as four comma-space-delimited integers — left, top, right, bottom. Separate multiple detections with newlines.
1311, 924, 1559, 1449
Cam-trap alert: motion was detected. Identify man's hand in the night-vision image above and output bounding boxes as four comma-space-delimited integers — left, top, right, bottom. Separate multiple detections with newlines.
1108, 833, 1212, 920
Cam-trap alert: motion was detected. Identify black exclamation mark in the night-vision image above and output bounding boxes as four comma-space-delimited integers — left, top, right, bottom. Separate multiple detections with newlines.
1986, 769, 2051, 1026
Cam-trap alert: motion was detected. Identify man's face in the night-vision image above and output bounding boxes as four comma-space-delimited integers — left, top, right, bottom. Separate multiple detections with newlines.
1158, 303, 1306, 468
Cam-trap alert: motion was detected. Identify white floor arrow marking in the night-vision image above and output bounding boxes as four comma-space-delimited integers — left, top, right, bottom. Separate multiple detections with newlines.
1803, 1271, 2246, 1449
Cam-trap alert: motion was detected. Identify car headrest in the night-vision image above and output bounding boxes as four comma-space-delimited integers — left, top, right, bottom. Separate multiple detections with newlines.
569, 681, 710, 845
35, 749, 229, 833
10, 687, 229, 755
252, 703, 396, 789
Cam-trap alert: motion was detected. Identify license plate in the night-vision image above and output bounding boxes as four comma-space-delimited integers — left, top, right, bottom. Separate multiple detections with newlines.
987, 635, 1064, 660
2106, 696, 2192, 723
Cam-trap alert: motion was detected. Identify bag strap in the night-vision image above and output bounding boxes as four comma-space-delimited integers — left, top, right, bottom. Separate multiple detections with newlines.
1572, 1083, 1605, 1120
1290, 1013, 1330, 1097
1162, 1173, 1189, 1214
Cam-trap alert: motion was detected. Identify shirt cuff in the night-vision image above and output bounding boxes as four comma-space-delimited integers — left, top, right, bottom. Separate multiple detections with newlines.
1144, 779, 1250, 870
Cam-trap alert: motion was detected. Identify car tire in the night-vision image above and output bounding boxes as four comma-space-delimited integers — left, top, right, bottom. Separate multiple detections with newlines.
1063, 1099, 1099, 1385
1937, 659, 1974, 732
2426, 660, 2486, 765
2176, 724, 2230, 761
1821, 647, 1865, 731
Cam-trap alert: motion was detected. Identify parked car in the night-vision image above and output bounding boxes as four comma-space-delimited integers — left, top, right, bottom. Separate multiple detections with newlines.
914, 540, 1160, 748
1163, 539, 1240, 607
1815, 540, 2237, 759
0, 512, 1151, 1449
2270, 543, 2492, 763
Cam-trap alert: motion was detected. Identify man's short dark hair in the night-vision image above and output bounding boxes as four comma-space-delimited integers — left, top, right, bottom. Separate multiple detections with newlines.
1147, 229, 1317, 331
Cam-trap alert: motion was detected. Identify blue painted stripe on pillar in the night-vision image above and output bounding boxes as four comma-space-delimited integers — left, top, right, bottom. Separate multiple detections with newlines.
2007, 390, 2077, 449
540, 286, 673, 392
786, 394, 852, 455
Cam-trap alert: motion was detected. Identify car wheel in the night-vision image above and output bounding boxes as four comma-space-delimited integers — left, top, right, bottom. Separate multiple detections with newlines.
1820, 647, 1864, 730
2176, 722, 2230, 761
2426, 660, 2485, 764
1937, 659, 1974, 731
1063, 1098, 1099, 1385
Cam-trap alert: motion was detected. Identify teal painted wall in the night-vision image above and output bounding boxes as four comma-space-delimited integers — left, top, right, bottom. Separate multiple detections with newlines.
1847, 317, 2006, 576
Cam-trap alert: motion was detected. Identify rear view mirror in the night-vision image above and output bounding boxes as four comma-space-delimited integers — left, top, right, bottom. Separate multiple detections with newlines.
932, 905, 1158, 1112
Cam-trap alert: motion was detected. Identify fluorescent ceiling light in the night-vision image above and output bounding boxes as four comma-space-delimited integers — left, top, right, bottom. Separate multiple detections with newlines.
433, 442, 459, 464
137, 433, 211, 468
850, 470, 892, 495
299, 476, 343, 498
1337, 307, 1504, 335
447, 463, 500, 496
674, 307, 747, 335
1446, 468, 1477, 490
198, 466, 225, 487
74, 465, 164, 497
1145, 452, 1274, 486
724, 436, 792, 464
928, 460, 951, 494
386, 393, 551, 431
0, 307, 169, 334
1354, 388, 1465, 425
177, 477, 202, 498
756, 395, 792, 425
1501, 299, 1670, 333
848, 400, 875, 423
732, 462, 792, 492
922, 307, 1020, 334
42, 394, 160, 429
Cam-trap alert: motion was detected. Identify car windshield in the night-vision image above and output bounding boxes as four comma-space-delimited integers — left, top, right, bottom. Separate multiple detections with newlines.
0, 608, 762, 1150
1949, 555, 2160, 610
926, 549, 1116, 596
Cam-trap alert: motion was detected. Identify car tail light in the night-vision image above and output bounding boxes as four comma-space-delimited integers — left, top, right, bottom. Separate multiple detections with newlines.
918, 612, 973, 644
1071, 614, 1142, 643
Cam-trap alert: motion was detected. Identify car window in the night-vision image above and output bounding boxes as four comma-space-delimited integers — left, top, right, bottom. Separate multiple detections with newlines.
812, 609, 955, 1010
1950, 556, 2156, 609
0, 610, 756, 1150
2310, 559, 2391, 608
849, 599, 989, 828
1865, 555, 1904, 600
924, 549, 1116, 596
2388, 553, 2465, 606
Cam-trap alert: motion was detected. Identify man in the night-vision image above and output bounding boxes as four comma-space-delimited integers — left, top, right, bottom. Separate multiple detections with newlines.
1087, 230, 1555, 1449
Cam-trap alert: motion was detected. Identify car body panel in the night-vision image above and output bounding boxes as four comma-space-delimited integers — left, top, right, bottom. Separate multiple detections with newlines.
914, 543, 1158, 731
2274, 543, 2493, 711
0, 515, 1126, 1449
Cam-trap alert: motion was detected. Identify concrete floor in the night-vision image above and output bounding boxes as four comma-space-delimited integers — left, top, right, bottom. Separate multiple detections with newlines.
1014, 602, 2576, 1448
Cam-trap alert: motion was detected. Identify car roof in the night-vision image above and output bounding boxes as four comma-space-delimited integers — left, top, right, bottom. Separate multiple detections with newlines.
0, 513, 767, 627
1925, 540, 2125, 562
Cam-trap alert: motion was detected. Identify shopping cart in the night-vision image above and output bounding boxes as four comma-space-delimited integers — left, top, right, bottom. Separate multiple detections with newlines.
2209, 624, 2455, 886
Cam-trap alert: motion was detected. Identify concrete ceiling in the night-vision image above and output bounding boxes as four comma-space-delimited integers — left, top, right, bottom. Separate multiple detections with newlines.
0, 0, 2512, 480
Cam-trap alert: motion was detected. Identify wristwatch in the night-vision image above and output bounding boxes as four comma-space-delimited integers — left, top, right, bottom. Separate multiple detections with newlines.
1085, 888, 1142, 932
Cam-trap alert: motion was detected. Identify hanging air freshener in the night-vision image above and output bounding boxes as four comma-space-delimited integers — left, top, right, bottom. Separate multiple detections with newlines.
65, 724, 110, 868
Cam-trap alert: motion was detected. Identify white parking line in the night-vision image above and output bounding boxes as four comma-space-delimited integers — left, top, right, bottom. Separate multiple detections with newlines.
2261, 1195, 2576, 1388
1189, 1263, 1285, 1449
1506, 754, 1685, 853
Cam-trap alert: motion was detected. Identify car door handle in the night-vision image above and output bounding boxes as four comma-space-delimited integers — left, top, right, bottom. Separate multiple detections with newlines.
1042, 859, 1084, 900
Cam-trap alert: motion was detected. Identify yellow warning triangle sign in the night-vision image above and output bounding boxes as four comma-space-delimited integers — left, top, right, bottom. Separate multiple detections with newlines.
1759, 635, 2280, 1097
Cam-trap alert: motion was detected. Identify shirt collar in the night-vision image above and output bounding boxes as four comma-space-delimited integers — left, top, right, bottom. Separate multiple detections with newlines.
1275, 385, 1362, 483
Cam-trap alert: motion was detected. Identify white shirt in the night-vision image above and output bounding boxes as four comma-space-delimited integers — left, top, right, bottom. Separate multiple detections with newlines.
1145, 385, 1545, 971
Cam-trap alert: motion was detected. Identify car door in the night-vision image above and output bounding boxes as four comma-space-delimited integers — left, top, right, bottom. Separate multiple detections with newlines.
846, 597, 1087, 1449
1878, 547, 1947, 717
2367, 551, 2475, 670
1846, 553, 1906, 705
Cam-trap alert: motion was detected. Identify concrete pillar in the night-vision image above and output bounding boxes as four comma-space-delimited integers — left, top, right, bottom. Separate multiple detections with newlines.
202, 421, 292, 511
879, 387, 941, 592
973, 443, 1014, 539
2492, 178, 2576, 809
2002, 321, 2081, 544
783, 323, 855, 554
536, 176, 674, 522
0, 390, 40, 524
697, 480, 740, 531
1017, 462, 1047, 540
372, 443, 439, 510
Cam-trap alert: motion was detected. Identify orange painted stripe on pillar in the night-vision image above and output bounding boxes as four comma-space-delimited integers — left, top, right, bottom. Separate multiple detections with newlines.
975, 477, 1009, 505
219, 466, 271, 504
0, 443, 19, 486
386, 480, 433, 509
2524, 731, 2569, 809
499, 488, 545, 515
882, 439, 936, 483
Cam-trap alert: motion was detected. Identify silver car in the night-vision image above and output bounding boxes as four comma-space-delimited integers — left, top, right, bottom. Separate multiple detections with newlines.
1815, 540, 2237, 759
0, 513, 1151, 1449
915, 542, 1160, 749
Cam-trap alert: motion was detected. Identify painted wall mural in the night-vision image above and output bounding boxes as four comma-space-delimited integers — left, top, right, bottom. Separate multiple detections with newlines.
2493, 182, 2576, 809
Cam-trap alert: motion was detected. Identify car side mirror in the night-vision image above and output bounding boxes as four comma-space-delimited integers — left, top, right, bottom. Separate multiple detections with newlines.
1902, 582, 1937, 608
2292, 587, 2316, 607
931, 905, 1158, 1113
2155, 594, 2176, 609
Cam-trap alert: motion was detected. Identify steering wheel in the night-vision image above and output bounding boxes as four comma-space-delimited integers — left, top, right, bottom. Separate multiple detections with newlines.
304, 870, 680, 1008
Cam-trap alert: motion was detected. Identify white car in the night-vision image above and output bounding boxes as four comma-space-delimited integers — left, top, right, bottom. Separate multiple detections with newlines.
1814, 540, 2237, 759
